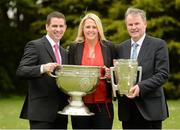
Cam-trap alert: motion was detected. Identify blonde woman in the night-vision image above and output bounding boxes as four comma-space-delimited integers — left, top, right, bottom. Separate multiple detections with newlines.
68, 13, 115, 129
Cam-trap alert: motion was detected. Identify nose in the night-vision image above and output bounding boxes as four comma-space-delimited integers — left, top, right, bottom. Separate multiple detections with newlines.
57, 26, 62, 30
56, 26, 64, 33
87, 27, 92, 30
131, 24, 137, 29
89, 27, 95, 32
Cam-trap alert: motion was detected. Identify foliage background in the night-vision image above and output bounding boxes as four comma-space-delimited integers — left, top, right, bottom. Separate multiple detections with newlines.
0, 0, 180, 99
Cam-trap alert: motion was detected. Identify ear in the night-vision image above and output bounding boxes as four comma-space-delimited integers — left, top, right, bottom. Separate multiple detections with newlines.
45, 24, 49, 31
64, 24, 67, 31
144, 21, 147, 27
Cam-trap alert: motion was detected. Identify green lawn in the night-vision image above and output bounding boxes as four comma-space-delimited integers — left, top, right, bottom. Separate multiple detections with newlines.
0, 96, 180, 129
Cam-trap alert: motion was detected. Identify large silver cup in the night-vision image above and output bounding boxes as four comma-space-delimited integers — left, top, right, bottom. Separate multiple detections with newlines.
110, 59, 142, 97
49, 65, 101, 116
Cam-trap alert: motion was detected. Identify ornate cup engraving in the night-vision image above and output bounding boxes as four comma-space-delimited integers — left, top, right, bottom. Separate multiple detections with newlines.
49, 65, 101, 116
110, 59, 142, 97
79, 78, 91, 92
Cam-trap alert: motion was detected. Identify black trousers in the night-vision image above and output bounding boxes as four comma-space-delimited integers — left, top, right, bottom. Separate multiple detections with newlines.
29, 114, 68, 129
122, 100, 162, 129
71, 102, 114, 129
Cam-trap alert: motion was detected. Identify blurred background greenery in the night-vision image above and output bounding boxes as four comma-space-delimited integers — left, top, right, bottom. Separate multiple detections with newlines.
0, 0, 180, 99
0, 0, 180, 129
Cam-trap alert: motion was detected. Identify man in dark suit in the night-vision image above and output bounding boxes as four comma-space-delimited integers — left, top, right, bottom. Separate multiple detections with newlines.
115, 7, 169, 129
16, 11, 69, 129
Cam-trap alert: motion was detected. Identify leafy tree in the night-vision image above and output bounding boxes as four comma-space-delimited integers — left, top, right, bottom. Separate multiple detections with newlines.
0, 0, 179, 98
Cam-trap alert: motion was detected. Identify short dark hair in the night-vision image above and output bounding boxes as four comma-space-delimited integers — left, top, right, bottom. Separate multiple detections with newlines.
46, 11, 66, 25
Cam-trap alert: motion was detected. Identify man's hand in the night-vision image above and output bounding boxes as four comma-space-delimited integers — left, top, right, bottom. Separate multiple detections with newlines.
42, 63, 59, 73
127, 84, 140, 99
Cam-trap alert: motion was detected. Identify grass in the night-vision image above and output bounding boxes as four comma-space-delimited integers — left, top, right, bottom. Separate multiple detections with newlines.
0, 96, 180, 129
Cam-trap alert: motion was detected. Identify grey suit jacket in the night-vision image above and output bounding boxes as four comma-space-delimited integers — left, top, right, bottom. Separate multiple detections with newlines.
68, 40, 115, 100
116, 35, 169, 121
16, 36, 69, 122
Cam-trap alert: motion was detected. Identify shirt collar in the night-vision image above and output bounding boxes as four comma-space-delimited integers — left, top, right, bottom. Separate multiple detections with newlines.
46, 34, 60, 47
131, 33, 146, 47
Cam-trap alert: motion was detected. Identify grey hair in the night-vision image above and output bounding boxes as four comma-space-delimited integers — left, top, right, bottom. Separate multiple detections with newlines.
125, 7, 147, 22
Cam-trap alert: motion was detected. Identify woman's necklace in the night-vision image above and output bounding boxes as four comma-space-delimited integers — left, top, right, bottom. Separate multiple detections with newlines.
89, 48, 95, 58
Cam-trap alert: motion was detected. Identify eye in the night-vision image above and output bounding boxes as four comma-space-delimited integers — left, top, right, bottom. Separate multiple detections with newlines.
59, 25, 64, 28
135, 23, 139, 26
86, 25, 91, 29
52, 25, 58, 27
92, 26, 97, 29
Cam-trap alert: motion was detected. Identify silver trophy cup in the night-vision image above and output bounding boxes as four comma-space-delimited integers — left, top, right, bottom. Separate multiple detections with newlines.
110, 59, 142, 97
49, 65, 102, 116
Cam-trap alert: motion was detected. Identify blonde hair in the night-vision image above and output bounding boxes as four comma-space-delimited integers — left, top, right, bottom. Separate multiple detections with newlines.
74, 13, 107, 43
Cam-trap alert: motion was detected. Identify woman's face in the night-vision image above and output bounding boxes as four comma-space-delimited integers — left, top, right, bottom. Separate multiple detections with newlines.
83, 18, 99, 41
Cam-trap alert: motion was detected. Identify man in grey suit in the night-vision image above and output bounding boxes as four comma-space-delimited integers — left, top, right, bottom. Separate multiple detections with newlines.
116, 7, 169, 129
16, 11, 69, 129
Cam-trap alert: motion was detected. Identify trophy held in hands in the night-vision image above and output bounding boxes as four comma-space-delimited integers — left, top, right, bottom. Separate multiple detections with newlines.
48, 65, 102, 116
110, 59, 142, 97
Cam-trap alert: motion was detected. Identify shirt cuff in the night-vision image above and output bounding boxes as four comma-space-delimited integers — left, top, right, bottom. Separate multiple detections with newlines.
40, 65, 44, 74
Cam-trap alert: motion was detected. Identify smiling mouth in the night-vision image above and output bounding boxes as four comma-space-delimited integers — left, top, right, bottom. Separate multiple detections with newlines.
55, 33, 62, 37
87, 33, 95, 36
131, 31, 139, 35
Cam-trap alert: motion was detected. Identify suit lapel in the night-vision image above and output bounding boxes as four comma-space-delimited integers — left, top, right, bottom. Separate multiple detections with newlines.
138, 36, 150, 65
101, 42, 108, 66
43, 36, 56, 62
60, 47, 65, 64
124, 37, 150, 65
75, 42, 110, 66
124, 40, 131, 59
76, 43, 84, 65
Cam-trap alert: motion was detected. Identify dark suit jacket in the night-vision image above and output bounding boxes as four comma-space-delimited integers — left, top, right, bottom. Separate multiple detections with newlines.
16, 36, 69, 122
116, 35, 169, 121
68, 40, 115, 99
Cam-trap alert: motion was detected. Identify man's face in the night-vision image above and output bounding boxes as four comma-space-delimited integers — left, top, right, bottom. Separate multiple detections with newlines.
126, 14, 147, 42
46, 17, 66, 43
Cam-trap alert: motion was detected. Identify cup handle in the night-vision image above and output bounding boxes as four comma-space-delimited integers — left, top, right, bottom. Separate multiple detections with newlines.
110, 67, 118, 98
137, 66, 142, 82
47, 71, 58, 78
47, 65, 61, 78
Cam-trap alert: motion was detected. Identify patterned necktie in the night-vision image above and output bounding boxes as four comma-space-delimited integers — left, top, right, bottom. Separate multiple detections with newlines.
131, 43, 139, 59
54, 43, 61, 64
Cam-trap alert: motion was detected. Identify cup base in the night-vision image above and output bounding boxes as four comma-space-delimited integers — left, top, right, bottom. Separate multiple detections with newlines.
58, 105, 94, 116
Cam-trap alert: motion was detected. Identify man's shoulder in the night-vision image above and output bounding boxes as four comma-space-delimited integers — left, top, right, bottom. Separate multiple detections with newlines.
117, 39, 130, 47
146, 35, 165, 42
145, 35, 166, 47
27, 36, 47, 46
